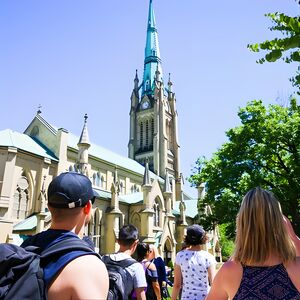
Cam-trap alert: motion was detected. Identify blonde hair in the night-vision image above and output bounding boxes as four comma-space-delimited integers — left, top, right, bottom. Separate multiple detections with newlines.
149, 244, 160, 258
233, 187, 296, 265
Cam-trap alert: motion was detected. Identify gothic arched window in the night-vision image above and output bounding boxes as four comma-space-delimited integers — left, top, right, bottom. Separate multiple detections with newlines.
119, 182, 124, 194
92, 173, 97, 186
146, 120, 149, 148
96, 172, 101, 186
151, 119, 154, 147
153, 200, 160, 227
100, 175, 105, 189
12, 176, 30, 220
88, 209, 101, 252
140, 122, 144, 148
131, 184, 139, 194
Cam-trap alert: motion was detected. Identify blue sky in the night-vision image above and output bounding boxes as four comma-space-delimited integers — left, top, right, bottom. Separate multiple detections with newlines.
0, 0, 298, 197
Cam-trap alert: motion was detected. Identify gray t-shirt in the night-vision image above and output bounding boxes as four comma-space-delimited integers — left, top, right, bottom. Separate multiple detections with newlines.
109, 252, 147, 296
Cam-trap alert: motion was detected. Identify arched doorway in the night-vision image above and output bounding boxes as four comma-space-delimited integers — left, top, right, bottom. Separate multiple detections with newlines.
163, 238, 172, 265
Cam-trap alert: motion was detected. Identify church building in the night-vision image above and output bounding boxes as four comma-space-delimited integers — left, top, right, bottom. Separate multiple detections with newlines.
0, 0, 218, 262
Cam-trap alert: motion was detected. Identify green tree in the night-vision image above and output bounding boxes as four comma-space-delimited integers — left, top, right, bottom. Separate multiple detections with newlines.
248, 3, 300, 90
218, 224, 235, 262
189, 99, 300, 237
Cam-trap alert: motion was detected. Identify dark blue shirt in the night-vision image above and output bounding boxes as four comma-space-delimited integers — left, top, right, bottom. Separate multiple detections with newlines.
233, 264, 300, 300
152, 257, 167, 284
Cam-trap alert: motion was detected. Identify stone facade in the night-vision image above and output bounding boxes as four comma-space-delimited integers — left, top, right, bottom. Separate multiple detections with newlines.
0, 113, 197, 263
0, 0, 219, 263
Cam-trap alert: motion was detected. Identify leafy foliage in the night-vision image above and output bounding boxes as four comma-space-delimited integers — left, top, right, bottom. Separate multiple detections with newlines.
218, 224, 235, 261
189, 99, 300, 237
248, 5, 300, 90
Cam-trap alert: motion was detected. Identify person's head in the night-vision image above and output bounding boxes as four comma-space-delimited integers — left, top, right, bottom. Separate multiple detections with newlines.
149, 244, 159, 260
233, 187, 296, 264
117, 224, 139, 251
47, 172, 95, 225
136, 242, 150, 262
184, 224, 207, 246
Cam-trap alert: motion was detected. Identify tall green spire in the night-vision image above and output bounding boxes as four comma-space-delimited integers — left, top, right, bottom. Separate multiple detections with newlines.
142, 0, 163, 96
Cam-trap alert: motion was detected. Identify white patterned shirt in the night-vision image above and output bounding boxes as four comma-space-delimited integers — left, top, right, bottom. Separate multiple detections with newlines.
175, 249, 216, 300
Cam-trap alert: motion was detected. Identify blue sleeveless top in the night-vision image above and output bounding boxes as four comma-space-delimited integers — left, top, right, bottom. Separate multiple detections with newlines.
21, 229, 96, 286
233, 264, 300, 300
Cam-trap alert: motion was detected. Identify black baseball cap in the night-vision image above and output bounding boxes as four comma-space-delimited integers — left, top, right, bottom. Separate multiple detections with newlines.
47, 172, 96, 208
186, 224, 205, 244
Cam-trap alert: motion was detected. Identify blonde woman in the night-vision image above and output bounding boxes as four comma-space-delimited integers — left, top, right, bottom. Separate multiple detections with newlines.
206, 187, 300, 300
135, 242, 161, 300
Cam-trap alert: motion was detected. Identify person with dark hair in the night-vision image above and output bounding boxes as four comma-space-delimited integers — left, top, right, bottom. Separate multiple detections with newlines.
103, 224, 147, 300
21, 172, 109, 300
135, 242, 162, 300
171, 225, 216, 300
206, 187, 300, 299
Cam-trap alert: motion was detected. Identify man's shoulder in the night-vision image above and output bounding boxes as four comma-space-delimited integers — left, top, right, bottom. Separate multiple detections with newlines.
48, 253, 108, 300
21, 229, 73, 249
68, 253, 104, 268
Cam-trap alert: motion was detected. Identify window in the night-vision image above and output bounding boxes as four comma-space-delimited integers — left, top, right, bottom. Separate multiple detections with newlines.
146, 120, 149, 148
12, 176, 30, 219
151, 119, 154, 147
153, 200, 160, 227
119, 182, 124, 194
131, 184, 139, 193
96, 172, 101, 186
88, 209, 101, 251
140, 122, 143, 148
100, 175, 105, 189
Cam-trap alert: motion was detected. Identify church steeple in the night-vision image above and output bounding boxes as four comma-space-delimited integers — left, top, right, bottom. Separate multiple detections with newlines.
77, 114, 90, 176
142, 0, 163, 96
128, 0, 181, 195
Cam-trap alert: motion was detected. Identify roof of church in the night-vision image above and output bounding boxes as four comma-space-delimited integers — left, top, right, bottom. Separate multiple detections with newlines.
119, 192, 143, 204
0, 129, 58, 161
13, 212, 51, 231
67, 131, 163, 182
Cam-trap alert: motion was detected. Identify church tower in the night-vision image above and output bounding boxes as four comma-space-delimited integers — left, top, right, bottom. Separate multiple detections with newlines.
128, 0, 181, 197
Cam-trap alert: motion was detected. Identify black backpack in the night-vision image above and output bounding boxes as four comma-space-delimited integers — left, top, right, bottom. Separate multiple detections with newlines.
102, 255, 137, 300
0, 238, 97, 300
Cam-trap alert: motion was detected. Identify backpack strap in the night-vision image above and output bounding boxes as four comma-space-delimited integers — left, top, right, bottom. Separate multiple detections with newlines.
41, 238, 96, 259
144, 261, 152, 270
40, 237, 100, 286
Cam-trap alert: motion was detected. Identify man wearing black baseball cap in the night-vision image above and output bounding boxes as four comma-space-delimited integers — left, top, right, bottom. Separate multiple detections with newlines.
21, 172, 109, 300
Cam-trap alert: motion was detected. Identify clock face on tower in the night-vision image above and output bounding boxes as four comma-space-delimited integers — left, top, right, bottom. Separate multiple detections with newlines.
141, 101, 150, 110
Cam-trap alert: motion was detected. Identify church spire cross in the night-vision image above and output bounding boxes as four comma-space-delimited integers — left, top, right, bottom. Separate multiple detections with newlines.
37, 104, 42, 114
78, 114, 90, 146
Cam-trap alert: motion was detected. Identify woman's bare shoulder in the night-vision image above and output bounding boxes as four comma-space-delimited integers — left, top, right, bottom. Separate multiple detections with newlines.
287, 257, 300, 272
221, 259, 242, 272
145, 260, 157, 271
